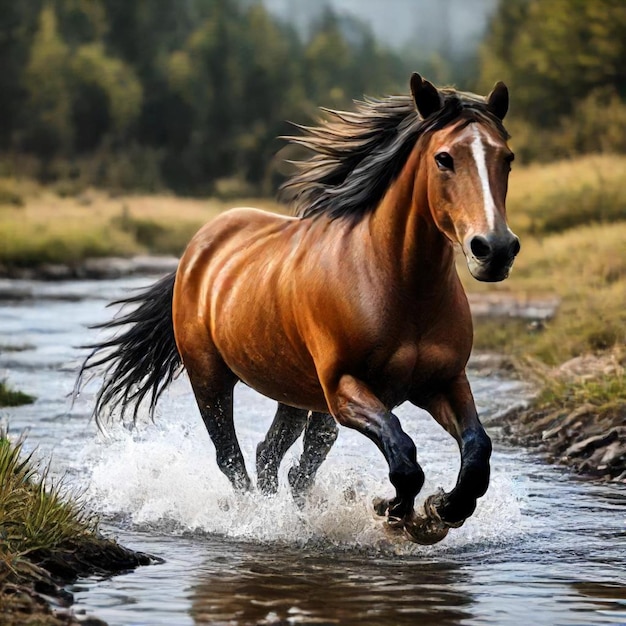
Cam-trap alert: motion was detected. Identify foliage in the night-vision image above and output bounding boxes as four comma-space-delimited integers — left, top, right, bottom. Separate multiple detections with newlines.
22, 7, 74, 160
2, 0, 413, 194
480, 0, 626, 162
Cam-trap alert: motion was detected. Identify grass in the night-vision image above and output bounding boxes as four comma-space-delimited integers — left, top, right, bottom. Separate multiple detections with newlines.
0, 432, 152, 622
0, 381, 34, 408
505, 154, 626, 236
0, 184, 281, 268
467, 221, 626, 364
0, 434, 97, 564
536, 365, 626, 413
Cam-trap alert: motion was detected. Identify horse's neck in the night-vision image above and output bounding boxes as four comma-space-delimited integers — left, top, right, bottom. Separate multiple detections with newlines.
368, 147, 456, 292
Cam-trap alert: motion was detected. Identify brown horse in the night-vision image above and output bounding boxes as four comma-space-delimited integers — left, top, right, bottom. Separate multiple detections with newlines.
78, 74, 519, 544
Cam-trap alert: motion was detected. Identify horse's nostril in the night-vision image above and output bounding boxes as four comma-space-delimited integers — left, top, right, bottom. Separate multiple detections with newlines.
510, 237, 521, 257
470, 236, 492, 260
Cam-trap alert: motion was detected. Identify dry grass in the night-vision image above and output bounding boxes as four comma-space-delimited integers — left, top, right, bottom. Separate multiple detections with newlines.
506, 153, 626, 235
466, 221, 626, 364
0, 184, 282, 267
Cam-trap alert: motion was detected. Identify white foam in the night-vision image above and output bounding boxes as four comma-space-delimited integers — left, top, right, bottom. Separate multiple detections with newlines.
73, 379, 529, 554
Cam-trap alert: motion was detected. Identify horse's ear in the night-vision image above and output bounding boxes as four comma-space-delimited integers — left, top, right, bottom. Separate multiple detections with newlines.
410, 73, 443, 120
486, 81, 509, 120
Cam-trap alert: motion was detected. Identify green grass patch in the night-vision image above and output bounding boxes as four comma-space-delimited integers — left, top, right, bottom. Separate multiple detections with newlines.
110, 206, 203, 256
0, 431, 97, 583
0, 187, 268, 269
536, 370, 626, 412
0, 431, 153, 618
0, 381, 34, 407
0, 219, 140, 268
0, 434, 96, 562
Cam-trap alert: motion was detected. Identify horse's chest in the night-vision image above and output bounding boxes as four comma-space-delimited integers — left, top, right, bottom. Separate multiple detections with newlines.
368, 337, 468, 408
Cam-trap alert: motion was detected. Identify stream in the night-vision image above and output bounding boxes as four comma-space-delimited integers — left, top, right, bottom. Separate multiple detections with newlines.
0, 276, 624, 626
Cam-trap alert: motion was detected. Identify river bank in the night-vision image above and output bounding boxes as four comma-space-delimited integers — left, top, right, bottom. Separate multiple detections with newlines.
0, 435, 159, 625
480, 351, 626, 483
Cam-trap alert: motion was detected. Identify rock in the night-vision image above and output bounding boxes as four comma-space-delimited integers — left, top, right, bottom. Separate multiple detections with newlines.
563, 427, 621, 459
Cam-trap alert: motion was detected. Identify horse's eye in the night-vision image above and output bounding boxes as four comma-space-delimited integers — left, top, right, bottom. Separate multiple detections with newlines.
435, 152, 454, 171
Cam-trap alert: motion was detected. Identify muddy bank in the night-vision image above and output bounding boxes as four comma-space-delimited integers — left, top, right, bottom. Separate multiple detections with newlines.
489, 353, 626, 483
1, 536, 158, 625
0, 255, 178, 284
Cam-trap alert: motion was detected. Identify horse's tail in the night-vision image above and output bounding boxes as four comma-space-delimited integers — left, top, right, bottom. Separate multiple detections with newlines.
76, 270, 183, 425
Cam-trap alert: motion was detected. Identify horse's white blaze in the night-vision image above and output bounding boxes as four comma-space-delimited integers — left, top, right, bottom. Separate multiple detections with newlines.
470, 126, 496, 231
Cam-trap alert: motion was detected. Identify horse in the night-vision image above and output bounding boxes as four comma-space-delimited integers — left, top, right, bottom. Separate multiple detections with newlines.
78, 73, 519, 545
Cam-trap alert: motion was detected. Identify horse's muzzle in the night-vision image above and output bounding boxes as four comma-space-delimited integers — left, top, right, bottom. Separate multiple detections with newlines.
464, 230, 520, 282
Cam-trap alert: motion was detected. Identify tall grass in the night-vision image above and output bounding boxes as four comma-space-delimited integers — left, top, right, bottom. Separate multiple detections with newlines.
0, 434, 97, 575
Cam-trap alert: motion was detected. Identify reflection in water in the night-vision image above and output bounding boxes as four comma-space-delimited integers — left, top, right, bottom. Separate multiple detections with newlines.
190, 544, 473, 626
570, 581, 626, 624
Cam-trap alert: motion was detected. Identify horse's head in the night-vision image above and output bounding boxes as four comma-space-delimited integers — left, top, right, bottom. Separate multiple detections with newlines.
411, 74, 520, 282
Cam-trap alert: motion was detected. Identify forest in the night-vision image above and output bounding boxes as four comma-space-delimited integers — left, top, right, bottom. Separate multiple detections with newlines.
1, 0, 625, 195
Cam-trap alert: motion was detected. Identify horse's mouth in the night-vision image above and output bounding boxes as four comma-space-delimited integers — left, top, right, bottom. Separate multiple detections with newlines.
466, 256, 514, 282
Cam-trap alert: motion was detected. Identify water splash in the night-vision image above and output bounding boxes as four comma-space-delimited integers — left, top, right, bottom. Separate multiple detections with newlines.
74, 380, 528, 554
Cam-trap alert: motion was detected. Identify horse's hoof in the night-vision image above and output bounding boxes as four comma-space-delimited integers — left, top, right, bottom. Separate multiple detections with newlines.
402, 490, 464, 545
403, 511, 450, 545
372, 496, 391, 517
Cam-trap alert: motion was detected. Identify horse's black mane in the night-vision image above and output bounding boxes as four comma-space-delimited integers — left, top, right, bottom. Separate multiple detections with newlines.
281, 89, 508, 221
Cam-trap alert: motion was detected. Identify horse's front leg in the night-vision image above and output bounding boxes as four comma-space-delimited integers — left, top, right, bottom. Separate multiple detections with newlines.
324, 374, 431, 535
412, 374, 492, 535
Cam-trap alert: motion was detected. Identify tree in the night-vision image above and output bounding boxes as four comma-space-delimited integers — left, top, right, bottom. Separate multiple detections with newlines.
479, 0, 626, 127
22, 6, 73, 158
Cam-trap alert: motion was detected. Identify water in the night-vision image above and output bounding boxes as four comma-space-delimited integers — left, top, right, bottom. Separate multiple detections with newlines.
0, 277, 624, 626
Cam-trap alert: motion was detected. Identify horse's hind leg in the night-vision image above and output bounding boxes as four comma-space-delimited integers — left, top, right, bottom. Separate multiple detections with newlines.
288, 412, 338, 497
184, 352, 251, 492
256, 403, 308, 494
